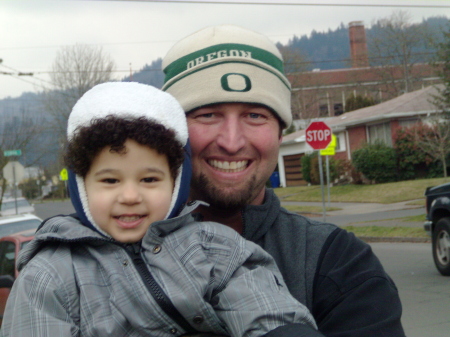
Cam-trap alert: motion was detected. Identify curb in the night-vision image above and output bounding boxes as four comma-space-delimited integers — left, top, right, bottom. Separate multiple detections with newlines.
358, 236, 430, 243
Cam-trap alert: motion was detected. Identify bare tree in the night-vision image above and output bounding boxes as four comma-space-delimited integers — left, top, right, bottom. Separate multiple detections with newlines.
0, 108, 45, 204
432, 27, 450, 118
42, 44, 116, 143
414, 118, 450, 177
368, 11, 435, 97
278, 45, 311, 74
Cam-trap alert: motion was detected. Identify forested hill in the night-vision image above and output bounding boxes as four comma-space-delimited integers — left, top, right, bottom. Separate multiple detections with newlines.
123, 16, 449, 87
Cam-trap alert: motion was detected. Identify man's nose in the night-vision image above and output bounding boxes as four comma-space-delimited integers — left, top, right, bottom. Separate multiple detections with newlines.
215, 116, 246, 154
118, 183, 142, 204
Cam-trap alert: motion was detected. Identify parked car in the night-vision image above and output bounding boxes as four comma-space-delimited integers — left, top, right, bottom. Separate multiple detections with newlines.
424, 182, 450, 276
0, 229, 35, 327
0, 214, 42, 238
0, 197, 35, 216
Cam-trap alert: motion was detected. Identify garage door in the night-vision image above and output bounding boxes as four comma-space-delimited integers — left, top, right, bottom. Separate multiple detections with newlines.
283, 153, 307, 187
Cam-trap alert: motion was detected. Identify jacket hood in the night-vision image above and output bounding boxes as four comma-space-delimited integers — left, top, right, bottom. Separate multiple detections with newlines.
67, 82, 191, 237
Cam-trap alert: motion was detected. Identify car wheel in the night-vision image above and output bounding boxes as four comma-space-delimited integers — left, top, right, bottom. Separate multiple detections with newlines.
432, 217, 450, 276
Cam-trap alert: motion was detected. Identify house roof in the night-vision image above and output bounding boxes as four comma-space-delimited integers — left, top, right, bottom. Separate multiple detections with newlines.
283, 84, 443, 144
287, 63, 438, 89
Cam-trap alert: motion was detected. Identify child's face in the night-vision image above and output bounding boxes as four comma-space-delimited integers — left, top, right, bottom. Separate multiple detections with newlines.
84, 139, 174, 243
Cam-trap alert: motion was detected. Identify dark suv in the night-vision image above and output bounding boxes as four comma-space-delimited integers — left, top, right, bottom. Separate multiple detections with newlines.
424, 182, 450, 276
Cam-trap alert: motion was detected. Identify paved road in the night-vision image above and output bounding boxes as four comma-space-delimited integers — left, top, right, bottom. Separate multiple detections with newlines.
371, 242, 450, 337
34, 200, 75, 220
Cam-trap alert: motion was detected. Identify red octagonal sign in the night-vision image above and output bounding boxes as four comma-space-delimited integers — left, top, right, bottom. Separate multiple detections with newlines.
305, 121, 332, 150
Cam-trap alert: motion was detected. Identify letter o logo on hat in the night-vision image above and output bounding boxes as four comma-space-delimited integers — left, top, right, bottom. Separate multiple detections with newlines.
220, 73, 252, 92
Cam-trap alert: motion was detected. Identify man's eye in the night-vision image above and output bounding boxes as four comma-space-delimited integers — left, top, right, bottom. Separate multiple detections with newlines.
249, 113, 263, 119
247, 112, 268, 123
197, 113, 214, 119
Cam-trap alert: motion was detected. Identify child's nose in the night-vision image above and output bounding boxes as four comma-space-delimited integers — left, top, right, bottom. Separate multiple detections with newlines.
118, 184, 142, 204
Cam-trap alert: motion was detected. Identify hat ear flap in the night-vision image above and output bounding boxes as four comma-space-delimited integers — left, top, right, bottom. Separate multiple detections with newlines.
68, 170, 93, 229
167, 141, 192, 219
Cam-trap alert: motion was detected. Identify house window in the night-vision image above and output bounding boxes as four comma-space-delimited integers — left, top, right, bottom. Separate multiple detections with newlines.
399, 118, 420, 128
319, 104, 328, 117
368, 122, 392, 146
334, 135, 341, 151
334, 103, 344, 116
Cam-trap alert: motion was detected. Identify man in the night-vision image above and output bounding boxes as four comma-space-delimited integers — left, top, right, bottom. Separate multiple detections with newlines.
162, 24, 405, 337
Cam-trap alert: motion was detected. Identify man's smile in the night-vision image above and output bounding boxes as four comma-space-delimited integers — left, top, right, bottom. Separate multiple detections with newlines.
207, 159, 248, 173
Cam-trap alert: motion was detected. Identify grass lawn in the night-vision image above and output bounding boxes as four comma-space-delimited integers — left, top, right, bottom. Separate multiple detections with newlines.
282, 204, 341, 213
342, 226, 429, 238
274, 177, 450, 204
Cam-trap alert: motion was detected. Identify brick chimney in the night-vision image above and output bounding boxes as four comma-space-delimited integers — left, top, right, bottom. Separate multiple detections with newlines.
349, 21, 369, 68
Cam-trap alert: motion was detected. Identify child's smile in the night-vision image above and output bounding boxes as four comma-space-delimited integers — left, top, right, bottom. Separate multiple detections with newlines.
114, 214, 148, 229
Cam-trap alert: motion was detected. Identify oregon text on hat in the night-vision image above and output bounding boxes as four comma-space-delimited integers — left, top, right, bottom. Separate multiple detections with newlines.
163, 43, 286, 86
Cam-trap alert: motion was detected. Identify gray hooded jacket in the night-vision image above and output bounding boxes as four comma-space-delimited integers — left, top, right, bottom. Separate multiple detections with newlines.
0, 205, 317, 337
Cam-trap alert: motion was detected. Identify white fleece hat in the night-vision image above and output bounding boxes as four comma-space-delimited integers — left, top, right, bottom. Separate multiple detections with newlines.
162, 24, 292, 127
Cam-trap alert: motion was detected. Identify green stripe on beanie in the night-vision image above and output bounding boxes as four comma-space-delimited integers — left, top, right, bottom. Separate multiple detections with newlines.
163, 43, 285, 83
162, 25, 292, 128
163, 59, 291, 92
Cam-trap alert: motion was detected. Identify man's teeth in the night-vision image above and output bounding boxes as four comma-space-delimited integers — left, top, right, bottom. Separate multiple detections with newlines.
116, 215, 143, 222
209, 160, 247, 172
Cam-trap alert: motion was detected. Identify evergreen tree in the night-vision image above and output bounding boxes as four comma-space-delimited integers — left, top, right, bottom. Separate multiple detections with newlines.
345, 94, 375, 112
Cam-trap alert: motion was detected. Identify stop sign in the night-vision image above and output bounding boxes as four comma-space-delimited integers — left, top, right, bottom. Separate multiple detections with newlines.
2, 161, 25, 183
305, 121, 332, 150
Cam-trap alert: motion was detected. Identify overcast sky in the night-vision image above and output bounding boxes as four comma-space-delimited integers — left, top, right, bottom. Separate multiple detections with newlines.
1, 0, 449, 100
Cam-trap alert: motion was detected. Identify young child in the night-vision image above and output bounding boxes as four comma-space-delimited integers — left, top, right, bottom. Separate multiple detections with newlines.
1, 82, 321, 337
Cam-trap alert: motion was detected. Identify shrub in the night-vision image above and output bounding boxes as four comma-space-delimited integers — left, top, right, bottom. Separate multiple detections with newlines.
304, 152, 340, 185
335, 159, 363, 184
394, 125, 435, 180
301, 153, 314, 183
352, 141, 397, 183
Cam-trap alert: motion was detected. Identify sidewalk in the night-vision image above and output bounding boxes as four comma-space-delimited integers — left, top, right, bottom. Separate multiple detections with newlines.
281, 199, 424, 216
280, 199, 430, 243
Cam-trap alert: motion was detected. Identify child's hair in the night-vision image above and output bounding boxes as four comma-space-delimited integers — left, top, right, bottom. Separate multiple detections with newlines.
65, 115, 184, 180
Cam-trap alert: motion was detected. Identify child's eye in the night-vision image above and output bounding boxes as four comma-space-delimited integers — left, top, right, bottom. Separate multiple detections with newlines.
142, 177, 158, 183
102, 178, 118, 184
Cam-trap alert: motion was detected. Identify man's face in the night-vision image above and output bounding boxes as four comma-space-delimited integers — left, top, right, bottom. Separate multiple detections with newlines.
187, 103, 282, 209
84, 139, 174, 243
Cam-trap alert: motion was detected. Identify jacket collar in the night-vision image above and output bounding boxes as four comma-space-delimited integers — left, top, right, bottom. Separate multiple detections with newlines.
242, 188, 280, 242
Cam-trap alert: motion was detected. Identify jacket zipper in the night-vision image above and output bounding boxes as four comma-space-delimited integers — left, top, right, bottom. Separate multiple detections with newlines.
241, 210, 246, 238
124, 245, 197, 334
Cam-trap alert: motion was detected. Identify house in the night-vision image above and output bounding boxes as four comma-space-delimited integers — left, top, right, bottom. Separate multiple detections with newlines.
287, 21, 441, 120
278, 84, 442, 187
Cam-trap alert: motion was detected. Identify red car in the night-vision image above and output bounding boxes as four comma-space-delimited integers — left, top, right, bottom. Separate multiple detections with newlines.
0, 229, 35, 327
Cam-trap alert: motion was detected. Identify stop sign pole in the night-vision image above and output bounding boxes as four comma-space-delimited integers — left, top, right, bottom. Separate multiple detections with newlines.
305, 122, 332, 221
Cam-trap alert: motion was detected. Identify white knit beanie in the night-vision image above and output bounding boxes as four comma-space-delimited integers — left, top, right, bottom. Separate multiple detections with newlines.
162, 24, 292, 127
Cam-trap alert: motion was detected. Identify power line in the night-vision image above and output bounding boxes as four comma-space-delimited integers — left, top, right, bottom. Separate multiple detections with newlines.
139, 0, 450, 8
5, 50, 436, 76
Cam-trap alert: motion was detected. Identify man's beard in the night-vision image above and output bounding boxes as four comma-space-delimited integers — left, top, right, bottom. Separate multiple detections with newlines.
190, 173, 260, 210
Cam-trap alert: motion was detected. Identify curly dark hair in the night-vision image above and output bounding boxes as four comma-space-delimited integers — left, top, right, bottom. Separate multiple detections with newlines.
65, 115, 184, 180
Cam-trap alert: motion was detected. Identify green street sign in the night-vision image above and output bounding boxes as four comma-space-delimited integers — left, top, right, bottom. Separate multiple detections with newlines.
4, 149, 22, 157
